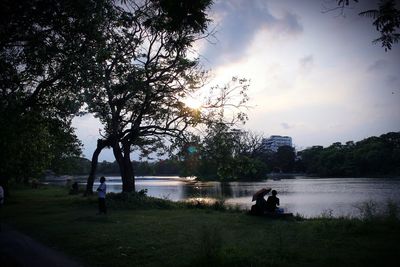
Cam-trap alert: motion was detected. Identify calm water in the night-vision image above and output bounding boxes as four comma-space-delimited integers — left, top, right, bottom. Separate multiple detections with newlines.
54, 176, 400, 218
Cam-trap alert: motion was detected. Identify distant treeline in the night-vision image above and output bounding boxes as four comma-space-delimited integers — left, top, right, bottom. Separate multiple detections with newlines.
60, 132, 400, 179
61, 158, 181, 176
296, 132, 400, 177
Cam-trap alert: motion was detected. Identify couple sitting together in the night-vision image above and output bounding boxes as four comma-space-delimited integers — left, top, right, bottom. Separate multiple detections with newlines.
251, 188, 284, 215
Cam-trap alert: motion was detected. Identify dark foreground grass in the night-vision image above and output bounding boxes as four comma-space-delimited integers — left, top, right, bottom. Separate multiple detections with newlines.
1, 185, 400, 267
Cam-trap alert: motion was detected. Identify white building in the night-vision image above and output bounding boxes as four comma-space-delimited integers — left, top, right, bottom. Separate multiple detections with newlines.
262, 135, 292, 152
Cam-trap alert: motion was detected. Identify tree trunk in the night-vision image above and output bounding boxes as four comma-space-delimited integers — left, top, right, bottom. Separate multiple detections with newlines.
112, 142, 127, 188
85, 139, 107, 195
112, 144, 124, 174
121, 141, 135, 192
112, 140, 135, 193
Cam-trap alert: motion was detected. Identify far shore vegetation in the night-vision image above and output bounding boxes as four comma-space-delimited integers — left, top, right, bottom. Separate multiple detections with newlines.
1, 185, 400, 267
50, 131, 399, 182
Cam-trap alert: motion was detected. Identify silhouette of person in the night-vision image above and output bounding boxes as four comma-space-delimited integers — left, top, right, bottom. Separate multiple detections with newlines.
265, 190, 283, 213
96, 176, 107, 214
254, 190, 269, 214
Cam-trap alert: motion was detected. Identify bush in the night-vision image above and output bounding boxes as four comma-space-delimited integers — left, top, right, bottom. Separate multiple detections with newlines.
355, 200, 378, 221
107, 190, 177, 210
385, 200, 399, 222
354, 200, 400, 222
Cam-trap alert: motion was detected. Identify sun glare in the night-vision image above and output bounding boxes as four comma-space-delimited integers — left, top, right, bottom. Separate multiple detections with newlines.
184, 97, 203, 110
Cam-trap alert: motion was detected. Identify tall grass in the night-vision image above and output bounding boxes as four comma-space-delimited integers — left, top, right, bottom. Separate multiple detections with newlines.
354, 200, 399, 222
385, 199, 399, 222
107, 190, 178, 209
355, 200, 378, 221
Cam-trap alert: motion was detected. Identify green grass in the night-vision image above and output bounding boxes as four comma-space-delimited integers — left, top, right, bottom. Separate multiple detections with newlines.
2, 185, 400, 267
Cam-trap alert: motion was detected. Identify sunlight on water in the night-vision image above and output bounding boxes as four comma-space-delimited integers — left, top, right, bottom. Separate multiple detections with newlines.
185, 197, 217, 205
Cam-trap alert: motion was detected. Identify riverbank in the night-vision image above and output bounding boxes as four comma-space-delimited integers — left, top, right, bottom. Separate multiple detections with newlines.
1, 185, 399, 267
34, 176, 400, 218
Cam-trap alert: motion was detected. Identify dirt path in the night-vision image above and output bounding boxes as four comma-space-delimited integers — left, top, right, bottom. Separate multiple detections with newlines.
0, 224, 84, 267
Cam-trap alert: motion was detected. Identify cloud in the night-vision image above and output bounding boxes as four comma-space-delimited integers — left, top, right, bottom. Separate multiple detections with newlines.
386, 75, 398, 85
201, 0, 303, 66
281, 122, 293, 129
367, 59, 388, 72
299, 55, 314, 73
277, 11, 303, 35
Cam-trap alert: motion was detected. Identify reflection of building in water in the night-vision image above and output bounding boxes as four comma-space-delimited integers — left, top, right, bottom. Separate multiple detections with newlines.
262, 135, 292, 152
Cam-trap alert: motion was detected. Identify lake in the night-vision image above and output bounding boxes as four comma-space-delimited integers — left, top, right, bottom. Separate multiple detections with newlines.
52, 175, 400, 218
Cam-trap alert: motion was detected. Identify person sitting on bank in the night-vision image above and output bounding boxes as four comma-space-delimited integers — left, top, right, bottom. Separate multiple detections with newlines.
255, 191, 268, 214
265, 190, 284, 213
251, 188, 270, 215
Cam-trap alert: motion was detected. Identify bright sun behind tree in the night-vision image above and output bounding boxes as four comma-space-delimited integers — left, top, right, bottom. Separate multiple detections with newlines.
184, 96, 203, 110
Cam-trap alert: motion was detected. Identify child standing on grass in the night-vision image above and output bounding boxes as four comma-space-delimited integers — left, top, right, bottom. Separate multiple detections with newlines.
96, 176, 107, 214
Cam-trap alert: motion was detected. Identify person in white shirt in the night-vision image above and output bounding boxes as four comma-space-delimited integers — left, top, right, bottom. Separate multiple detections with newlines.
96, 176, 107, 214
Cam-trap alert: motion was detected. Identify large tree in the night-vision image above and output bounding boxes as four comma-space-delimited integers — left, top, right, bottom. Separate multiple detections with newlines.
83, 0, 216, 193
83, 0, 254, 193
0, 0, 111, 184
0, 0, 111, 114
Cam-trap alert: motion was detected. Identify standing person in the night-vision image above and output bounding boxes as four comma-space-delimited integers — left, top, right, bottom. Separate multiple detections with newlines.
265, 190, 283, 213
96, 176, 107, 214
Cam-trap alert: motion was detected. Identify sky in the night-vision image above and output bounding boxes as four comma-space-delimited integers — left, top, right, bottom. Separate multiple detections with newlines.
72, 0, 400, 161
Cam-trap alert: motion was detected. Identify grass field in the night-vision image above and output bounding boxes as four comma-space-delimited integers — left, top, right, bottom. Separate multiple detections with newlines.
1, 185, 400, 267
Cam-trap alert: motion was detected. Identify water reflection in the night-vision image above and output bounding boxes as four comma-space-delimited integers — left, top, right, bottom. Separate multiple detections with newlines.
50, 176, 400, 218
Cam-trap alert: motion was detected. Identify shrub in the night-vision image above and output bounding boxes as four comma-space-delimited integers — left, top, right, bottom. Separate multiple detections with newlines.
106, 190, 177, 210
355, 200, 378, 221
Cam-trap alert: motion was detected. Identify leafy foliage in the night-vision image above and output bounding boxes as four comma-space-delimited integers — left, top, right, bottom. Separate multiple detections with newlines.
82, 0, 215, 192
0, 0, 109, 115
82, 1, 253, 193
297, 132, 400, 177
359, 0, 400, 51
0, 0, 110, 183
0, 111, 81, 182
183, 125, 267, 181
331, 0, 400, 51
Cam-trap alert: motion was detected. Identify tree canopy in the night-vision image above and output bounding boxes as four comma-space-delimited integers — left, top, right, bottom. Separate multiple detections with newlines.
0, 0, 110, 184
82, 0, 220, 193
0, 0, 252, 191
297, 132, 400, 177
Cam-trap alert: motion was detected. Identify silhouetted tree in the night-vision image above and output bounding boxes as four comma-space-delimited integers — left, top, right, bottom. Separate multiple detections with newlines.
83, 0, 214, 193
326, 0, 400, 51
0, 0, 107, 183
273, 146, 296, 173
298, 132, 400, 177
